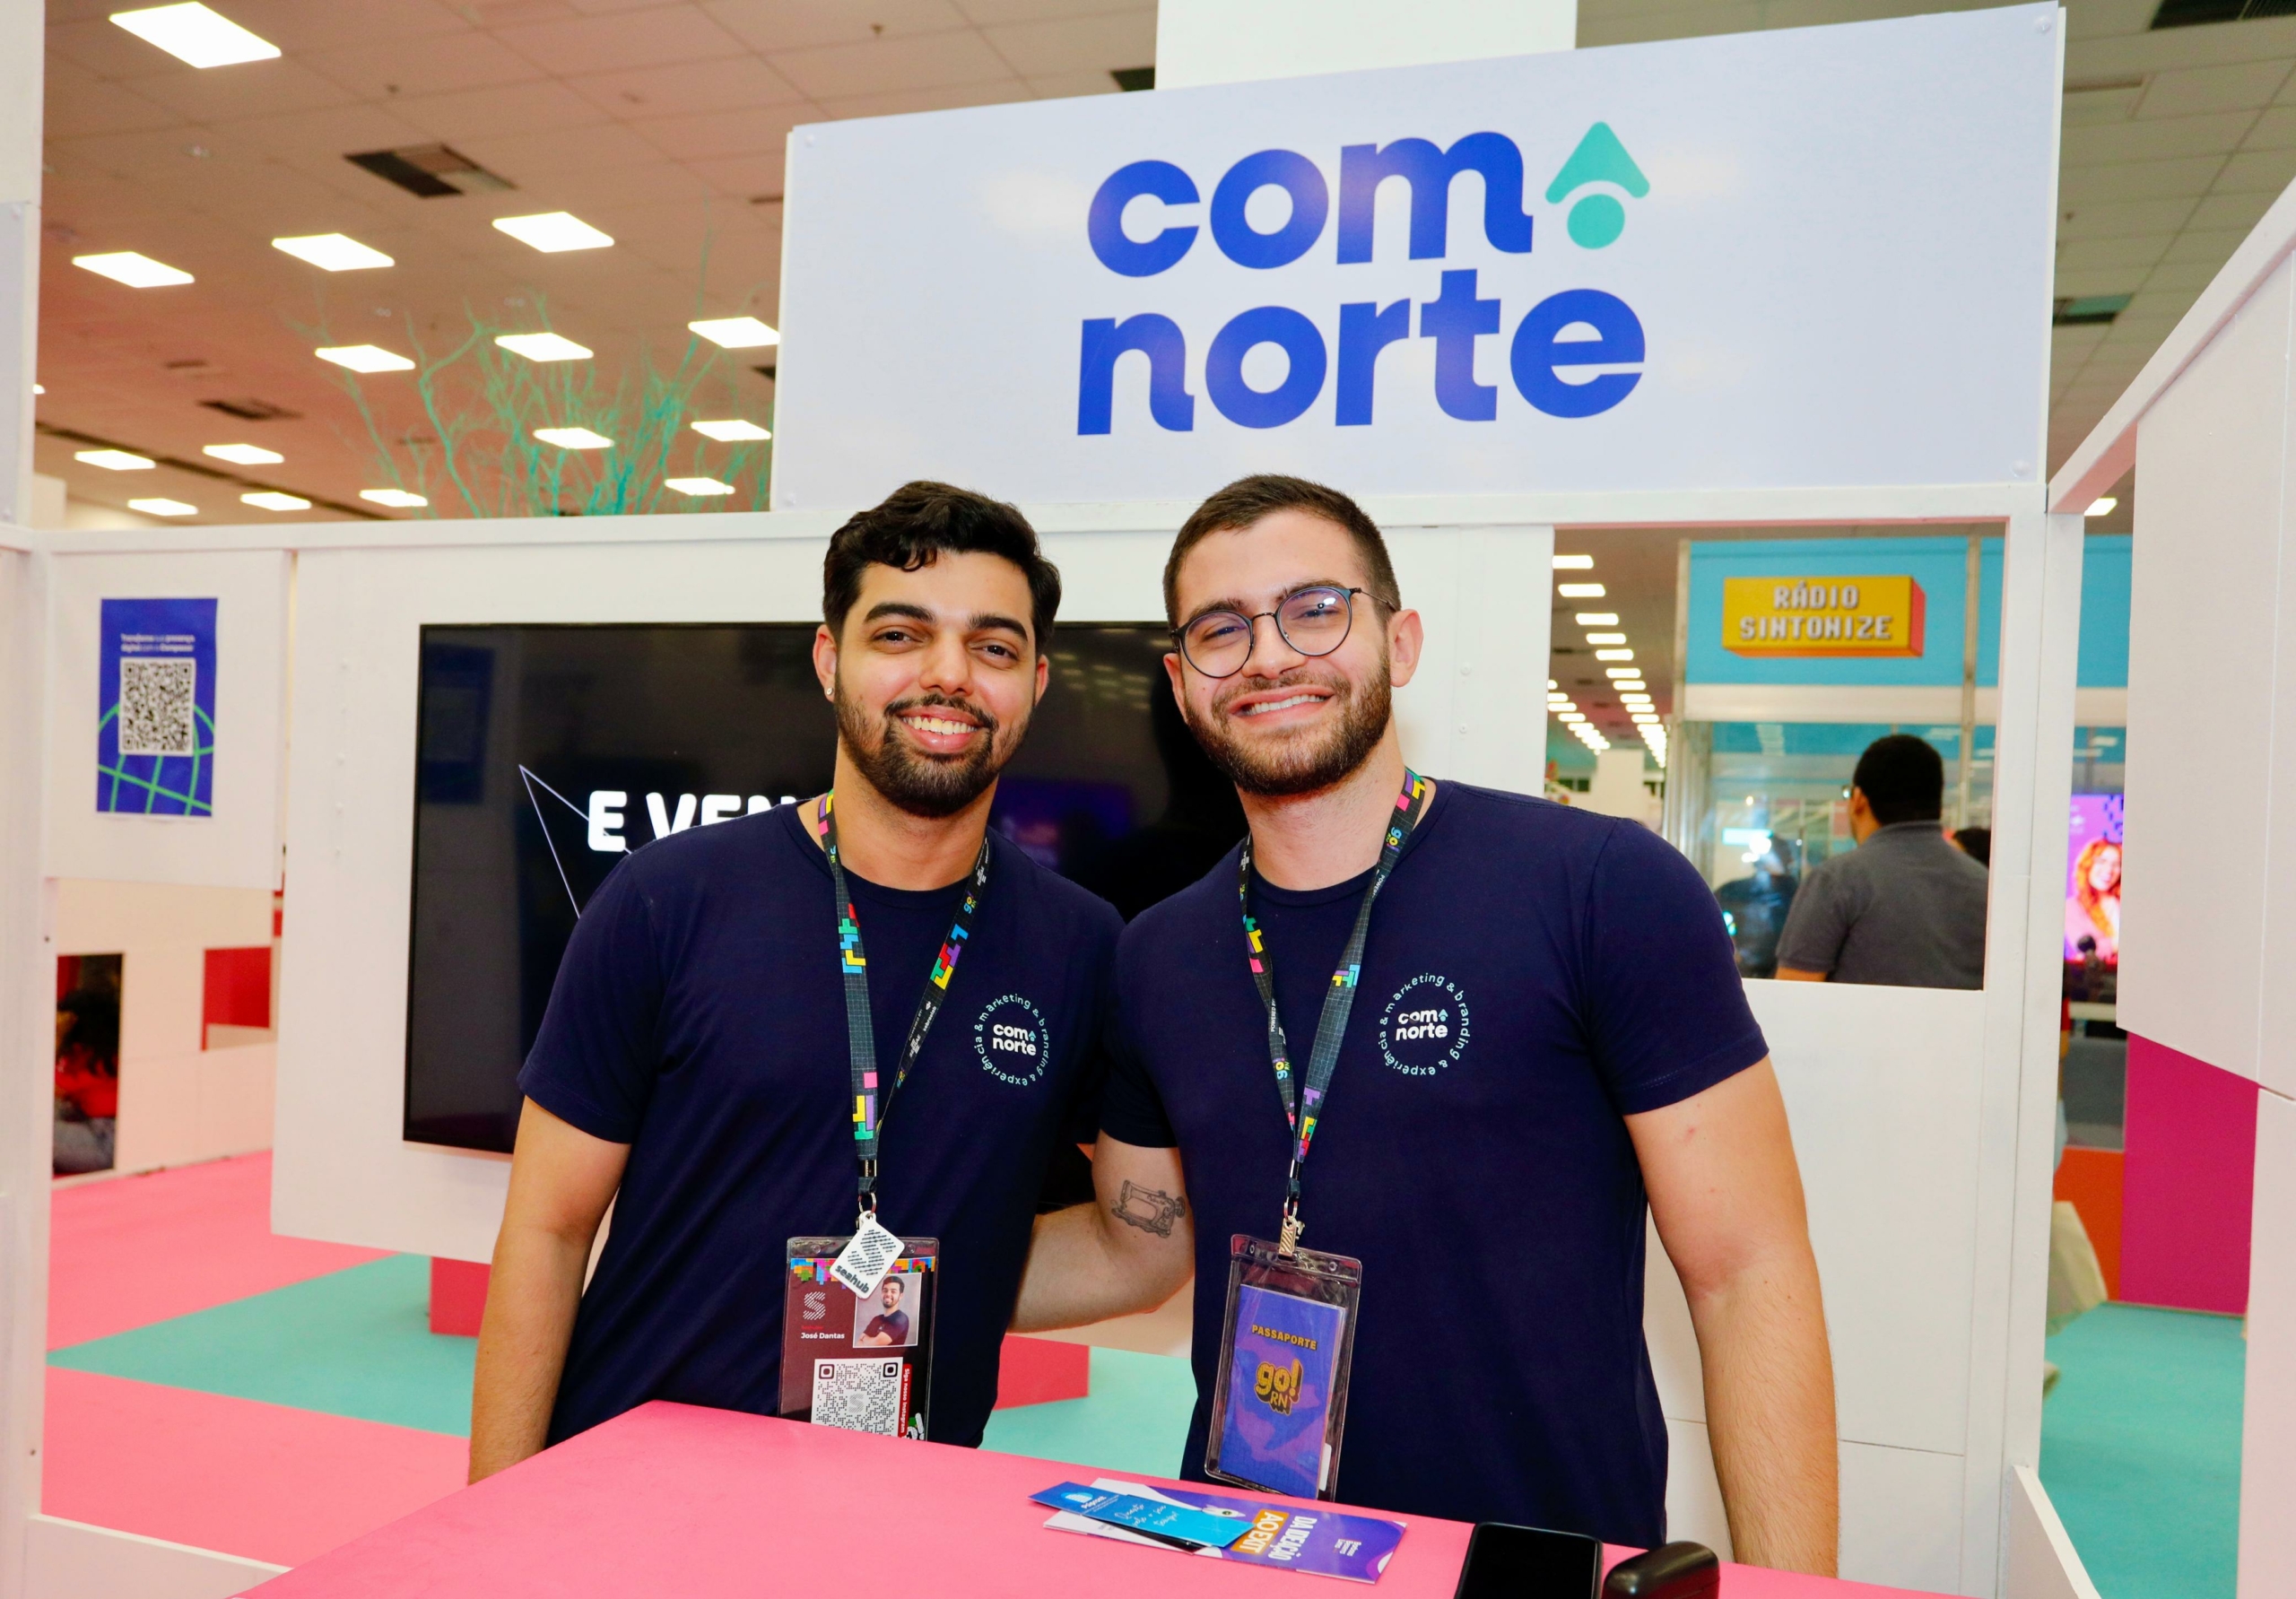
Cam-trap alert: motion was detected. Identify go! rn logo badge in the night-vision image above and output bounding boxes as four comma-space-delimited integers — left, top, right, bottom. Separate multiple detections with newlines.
1077, 122, 1651, 437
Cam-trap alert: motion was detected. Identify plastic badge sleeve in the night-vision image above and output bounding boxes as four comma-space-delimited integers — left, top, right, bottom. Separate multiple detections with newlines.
780, 1235, 939, 1440
1205, 1233, 1363, 1501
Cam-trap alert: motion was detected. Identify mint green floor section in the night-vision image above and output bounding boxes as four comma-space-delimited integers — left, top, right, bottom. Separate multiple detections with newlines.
49, 1255, 475, 1437
979, 1348, 1196, 1479
2040, 1302, 2245, 1599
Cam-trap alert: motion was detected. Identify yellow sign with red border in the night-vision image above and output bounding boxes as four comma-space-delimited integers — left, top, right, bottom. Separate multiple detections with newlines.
1722, 575, 1926, 657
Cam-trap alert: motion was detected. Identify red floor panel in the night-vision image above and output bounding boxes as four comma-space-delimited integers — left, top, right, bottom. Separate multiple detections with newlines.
50, 1153, 386, 1350
43, 1369, 468, 1569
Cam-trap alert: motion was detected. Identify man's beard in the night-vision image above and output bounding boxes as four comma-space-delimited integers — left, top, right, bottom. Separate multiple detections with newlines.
834, 681, 1015, 819
1184, 659, 1392, 798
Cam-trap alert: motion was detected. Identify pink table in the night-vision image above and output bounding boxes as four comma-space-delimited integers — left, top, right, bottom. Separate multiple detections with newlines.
246, 1402, 1936, 1598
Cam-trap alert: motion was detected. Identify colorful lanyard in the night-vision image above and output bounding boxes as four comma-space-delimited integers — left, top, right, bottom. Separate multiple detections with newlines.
1238, 769, 1430, 1251
818, 793, 989, 1219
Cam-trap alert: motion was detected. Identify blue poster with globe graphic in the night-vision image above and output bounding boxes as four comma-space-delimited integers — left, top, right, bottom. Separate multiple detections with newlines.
96, 597, 216, 817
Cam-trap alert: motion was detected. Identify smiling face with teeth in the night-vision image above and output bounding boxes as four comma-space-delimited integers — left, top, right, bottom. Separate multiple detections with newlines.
1165, 508, 1423, 799
813, 550, 1049, 820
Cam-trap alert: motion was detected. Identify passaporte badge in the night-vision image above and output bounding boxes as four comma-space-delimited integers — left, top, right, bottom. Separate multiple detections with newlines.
1218, 1285, 1347, 1500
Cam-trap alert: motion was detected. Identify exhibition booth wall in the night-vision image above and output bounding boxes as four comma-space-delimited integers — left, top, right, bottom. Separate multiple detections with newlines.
0, 6, 2113, 1596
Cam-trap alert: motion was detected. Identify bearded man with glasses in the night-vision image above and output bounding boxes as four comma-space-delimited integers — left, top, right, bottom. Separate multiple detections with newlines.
1013, 474, 1839, 1576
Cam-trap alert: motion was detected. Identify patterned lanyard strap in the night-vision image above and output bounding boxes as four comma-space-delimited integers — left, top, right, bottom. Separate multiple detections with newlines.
818, 792, 990, 1218
1239, 769, 1430, 1252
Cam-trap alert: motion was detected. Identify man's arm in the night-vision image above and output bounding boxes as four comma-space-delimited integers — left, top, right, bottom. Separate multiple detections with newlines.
468, 1097, 629, 1482
1011, 1134, 1194, 1332
1629, 1059, 1838, 1576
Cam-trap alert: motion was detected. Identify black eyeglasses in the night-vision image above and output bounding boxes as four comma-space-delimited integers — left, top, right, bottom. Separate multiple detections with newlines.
1175, 586, 1373, 679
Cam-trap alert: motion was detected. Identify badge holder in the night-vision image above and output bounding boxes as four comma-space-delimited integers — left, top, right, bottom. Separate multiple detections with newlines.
1204, 1233, 1362, 1501
780, 1234, 939, 1439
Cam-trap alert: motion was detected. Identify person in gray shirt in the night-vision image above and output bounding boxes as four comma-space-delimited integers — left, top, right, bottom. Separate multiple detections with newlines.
1775, 734, 1987, 989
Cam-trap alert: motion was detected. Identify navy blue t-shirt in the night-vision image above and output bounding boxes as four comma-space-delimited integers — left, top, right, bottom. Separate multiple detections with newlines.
520, 803, 1119, 1448
1100, 781, 1768, 1545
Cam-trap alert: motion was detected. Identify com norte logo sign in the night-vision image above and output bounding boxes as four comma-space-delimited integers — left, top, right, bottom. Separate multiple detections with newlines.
1077, 123, 1649, 437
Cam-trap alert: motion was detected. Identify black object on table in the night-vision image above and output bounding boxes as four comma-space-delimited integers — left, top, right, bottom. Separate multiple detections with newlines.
1603, 1541, 1720, 1597
1453, 1522, 1603, 1597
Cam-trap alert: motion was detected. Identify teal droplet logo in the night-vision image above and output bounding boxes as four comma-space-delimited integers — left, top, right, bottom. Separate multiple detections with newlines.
1546, 122, 1648, 250
1568, 194, 1626, 248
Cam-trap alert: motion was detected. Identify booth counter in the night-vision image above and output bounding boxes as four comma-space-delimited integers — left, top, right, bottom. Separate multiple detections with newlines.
246, 1402, 1935, 1599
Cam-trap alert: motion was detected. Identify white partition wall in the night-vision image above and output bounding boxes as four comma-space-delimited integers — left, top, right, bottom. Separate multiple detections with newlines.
2049, 178, 2296, 1599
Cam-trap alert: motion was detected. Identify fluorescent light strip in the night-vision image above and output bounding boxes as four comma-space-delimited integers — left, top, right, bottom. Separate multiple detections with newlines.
109, 4, 279, 68
688, 317, 778, 350
2085, 497, 2117, 517
1574, 613, 1617, 625
361, 488, 427, 508
1558, 583, 1605, 598
496, 332, 593, 362
534, 427, 613, 449
1595, 648, 1635, 662
316, 344, 414, 372
204, 443, 282, 465
74, 251, 194, 287
241, 491, 309, 511
665, 477, 736, 497
493, 213, 613, 253
75, 448, 153, 471
1584, 632, 1627, 646
1553, 553, 1594, 569
692, 419, 771, 442
128, 497, 196, 517
273, 233, 393, 271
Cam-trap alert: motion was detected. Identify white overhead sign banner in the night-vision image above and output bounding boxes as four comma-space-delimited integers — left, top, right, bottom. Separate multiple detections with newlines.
772, 4, 2059, 510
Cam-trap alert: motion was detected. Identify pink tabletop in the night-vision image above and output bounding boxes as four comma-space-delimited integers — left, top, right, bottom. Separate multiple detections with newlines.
246, 1402, 1937, 1598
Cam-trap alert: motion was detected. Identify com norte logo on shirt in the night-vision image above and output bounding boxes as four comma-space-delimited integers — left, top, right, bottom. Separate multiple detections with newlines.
1079, 122, 1649, 436
974, 994, 1050, 1088
1379, 974, 1472, 1077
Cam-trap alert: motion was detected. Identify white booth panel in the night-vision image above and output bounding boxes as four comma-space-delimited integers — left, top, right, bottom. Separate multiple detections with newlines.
2121, 256, 2294, 1093
2240, 1089, 2296, 1599
43, 551, 288, 892
1646, 980, 1987, 1458
273, 521, 1538, 1259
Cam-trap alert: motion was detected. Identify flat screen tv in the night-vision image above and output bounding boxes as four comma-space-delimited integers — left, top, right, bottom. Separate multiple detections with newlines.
404, 621, 1244, 1152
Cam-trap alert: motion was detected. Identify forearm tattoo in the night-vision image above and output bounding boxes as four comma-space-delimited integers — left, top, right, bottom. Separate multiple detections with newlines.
1112, 1179, 1186, 1238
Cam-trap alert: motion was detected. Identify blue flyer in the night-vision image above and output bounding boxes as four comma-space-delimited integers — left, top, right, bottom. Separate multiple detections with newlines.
1029, 1483, 1252, 1549
1218, 1283, 1348, 1499
96, 597, 217, 817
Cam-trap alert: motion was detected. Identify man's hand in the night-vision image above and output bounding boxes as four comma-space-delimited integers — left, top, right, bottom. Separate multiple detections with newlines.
1010, 1134, 1194, 1332
467, 1098, 628, 1483
1629, 1060, 1839, 1576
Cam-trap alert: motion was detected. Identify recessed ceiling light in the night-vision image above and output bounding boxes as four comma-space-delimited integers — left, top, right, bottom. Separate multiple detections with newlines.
665, 477, 736, 496
76, 448, 154, 471
361, 488, 428, 508
128, 497, 197, 517
32, 383, 44, 394
1574, 612, 1617, 625
1558, 582, 1605, 598
534, 427, 613, 449
1557, 712, 1585, 723
2085, 496, 2118, 517
688, 317, 778, 350
1605, 667, 1641, 680
1552, 553, 1594, 569
316, 344, 414, 372
691, 418, 771, 442
273, 233, 394, 272
241, 491, 309, 511
74, 251, 195, 288
492, 213, 613, 253
204, 442, 282, 465
110, 4, 278, 67
1596, 647, 1635, 661
1585, 631, 1627, 646
495, 332, 593, 362
1622, 694, 1653, 706
1632, 714, 1660, 724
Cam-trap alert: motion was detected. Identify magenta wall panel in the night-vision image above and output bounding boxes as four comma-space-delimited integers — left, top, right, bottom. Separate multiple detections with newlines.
2120, 1034, 2259, 1314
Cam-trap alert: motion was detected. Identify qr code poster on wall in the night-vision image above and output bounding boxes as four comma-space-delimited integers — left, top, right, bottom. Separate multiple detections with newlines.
97, 597, 217, 817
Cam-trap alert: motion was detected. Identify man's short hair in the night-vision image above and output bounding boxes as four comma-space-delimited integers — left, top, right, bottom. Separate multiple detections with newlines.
883, 1276, 905, 1296
1162, 474, 1401, 626
1853, 734, 1946, 826
823, 482, 1062, 646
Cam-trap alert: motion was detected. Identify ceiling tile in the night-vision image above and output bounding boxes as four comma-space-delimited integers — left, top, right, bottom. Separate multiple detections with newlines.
492, 6, 750, 74
128, 58, 361, 124
2057, 154, 2223, 205
2062, 110, 2256, 166
2138, 59, 2295, 121
1024, 70, 1124, 100
680, 153, 792, 196
771, 30, 1016, 99
222, 104, 441, 162
2248, 106, 2296, 149
1576, 4, 1761, 48
2057, 234, 2174, 271
981, 9, 1153, 77
2069, 13, 2296, 78
2064, 0, 2160, 43
2051, 267, 2142, 299
2121, 286, 2203, 324
223, 0, 475, 51
631, 106, 808, 160
813, 80, 1031, 119
2140, 259, 2230, 291
47, 16, 192, 79
474, 156, 718, 209
299, 32, 550, 100
2187, 187, 2279, 231
45, 78, 186, 142
2057, 196, 2197, 240
2161, 226, 2250, 264
955, 0, 1145, 20
566, 56, 808, 118
393, 80, 615, 141
456, 121, 675, 178
2213, 145, 2296, 193
704, 0, 973, 53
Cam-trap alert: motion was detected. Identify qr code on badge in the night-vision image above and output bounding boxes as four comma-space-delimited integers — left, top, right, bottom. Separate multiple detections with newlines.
117, 657, 197, 757
812, 1358, 905, 1436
